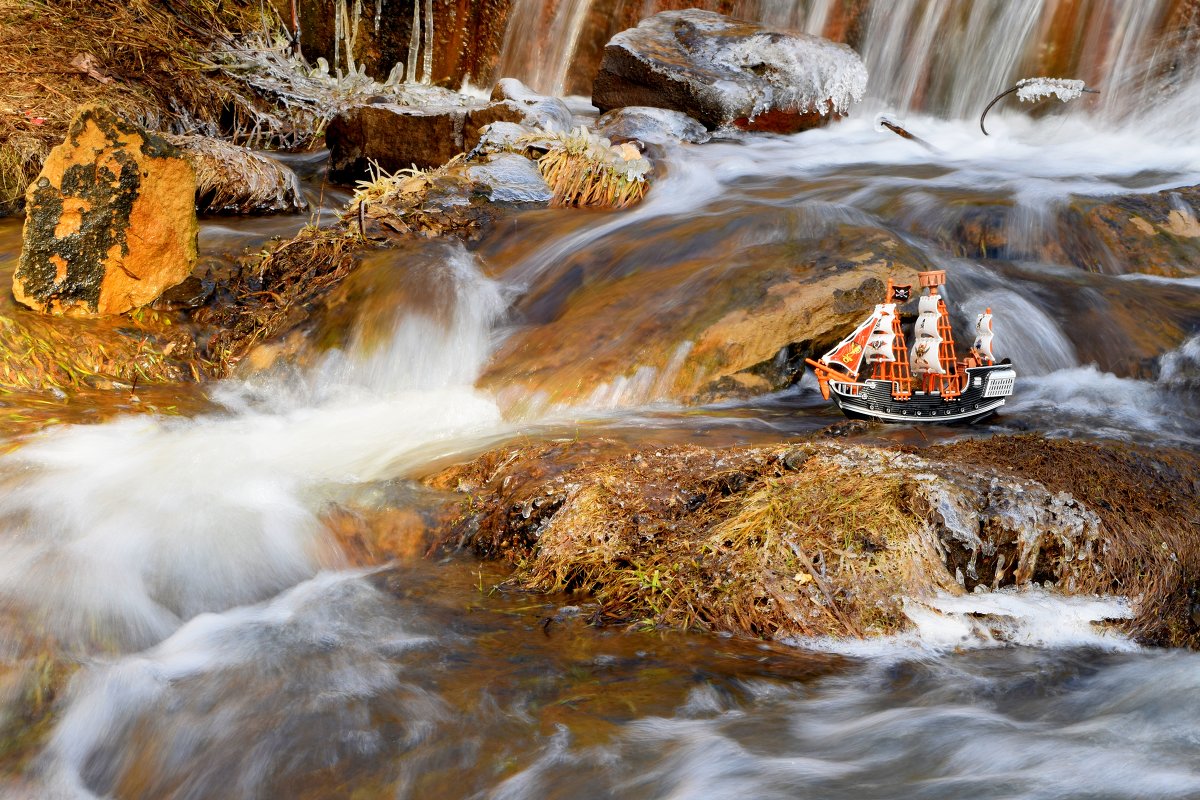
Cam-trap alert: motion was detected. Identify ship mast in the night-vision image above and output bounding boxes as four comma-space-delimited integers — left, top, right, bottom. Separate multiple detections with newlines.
870, 278, 912, 399
912, 270, 962, 398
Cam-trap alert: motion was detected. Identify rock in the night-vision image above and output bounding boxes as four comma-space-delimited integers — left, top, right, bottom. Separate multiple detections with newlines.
596, 106, 711, 144
326, 87, 571, 184
428, 434, 1198, 642
1075, 185, 1200, 278
466, 153, 553, 204
909, 185, 1200, 279
166, 134, 307, 215
592, 9, 868, 132
481, 224, 929, 410
15, 105, 198, 317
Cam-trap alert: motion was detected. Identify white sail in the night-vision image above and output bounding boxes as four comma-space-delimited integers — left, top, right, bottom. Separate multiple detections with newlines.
910, 294, 945, 375
973, 311, 994, 362
871, 304, 896, 334
864, 303, 897, 362
864, 333, 895, 363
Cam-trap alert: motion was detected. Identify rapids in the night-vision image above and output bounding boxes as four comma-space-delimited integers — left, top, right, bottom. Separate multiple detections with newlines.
3, 1, 1200, 796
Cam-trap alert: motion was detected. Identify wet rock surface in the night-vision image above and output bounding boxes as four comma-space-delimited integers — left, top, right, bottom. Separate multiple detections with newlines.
481, 225, 929, 410
427, 434, 1200, 646
15, 105, 198, 317
914, 184, 1200, 278
592, 9, 867, 132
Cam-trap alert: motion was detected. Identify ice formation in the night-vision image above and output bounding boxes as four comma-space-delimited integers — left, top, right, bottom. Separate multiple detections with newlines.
1015, 77, 1087, 103
713, 32, 868, 116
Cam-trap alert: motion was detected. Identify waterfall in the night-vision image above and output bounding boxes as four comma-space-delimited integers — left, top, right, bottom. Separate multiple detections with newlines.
492, 0, 1199, 134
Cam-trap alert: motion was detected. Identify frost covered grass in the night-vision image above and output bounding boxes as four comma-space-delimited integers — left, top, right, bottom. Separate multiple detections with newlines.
433, 441, 951, 639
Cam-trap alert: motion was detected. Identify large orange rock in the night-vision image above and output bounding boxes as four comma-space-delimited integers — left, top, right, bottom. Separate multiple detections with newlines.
15, 105, 198, 317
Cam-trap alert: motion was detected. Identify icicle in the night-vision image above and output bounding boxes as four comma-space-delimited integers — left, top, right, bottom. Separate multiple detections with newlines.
421, 0, 434, 83
334, 0, 343, 73
406, 0, 420, 85
375, 0, 383, 34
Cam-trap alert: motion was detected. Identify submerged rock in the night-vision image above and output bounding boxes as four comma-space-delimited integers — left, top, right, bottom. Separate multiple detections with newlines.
15, 105, 198, 317
592, 9, 868, 132
1076, 184, 1200, 278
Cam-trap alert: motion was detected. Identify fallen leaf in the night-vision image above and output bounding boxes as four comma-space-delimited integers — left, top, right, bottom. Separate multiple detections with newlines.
70, 53, 112, 85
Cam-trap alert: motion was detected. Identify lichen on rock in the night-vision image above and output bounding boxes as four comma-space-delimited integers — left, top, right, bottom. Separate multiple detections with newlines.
14, 105, 198, 317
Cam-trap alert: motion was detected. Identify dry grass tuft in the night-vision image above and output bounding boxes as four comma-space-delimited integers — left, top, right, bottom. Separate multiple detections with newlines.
520, 129, 651, 209
345, 156, 498, 241
197, 225, 362, 371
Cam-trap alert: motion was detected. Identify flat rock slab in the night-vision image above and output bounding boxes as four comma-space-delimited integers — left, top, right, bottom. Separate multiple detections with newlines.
592, 9, 867, 132
15, 104, 198, 317
326, 84, 573, 184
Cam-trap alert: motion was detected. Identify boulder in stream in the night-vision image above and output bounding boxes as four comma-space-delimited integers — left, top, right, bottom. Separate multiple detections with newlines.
482, 225, 928, 411
14, 104, 198, 317
592, 9, 868, 133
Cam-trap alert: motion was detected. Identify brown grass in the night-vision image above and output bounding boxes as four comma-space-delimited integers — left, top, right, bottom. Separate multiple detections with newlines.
0, 304, 202, 393
197, 225, 362, 372
433, 435, 1200, 646
0, 0, 307, 214
520, 131, 651, 209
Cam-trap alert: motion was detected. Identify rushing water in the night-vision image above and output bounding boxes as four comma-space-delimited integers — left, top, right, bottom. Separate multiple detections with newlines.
2, 2, 1200, 796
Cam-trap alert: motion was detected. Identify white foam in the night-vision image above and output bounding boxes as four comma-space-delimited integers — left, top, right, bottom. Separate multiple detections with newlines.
0, 248, 508, 652
789, 587, 1136, 659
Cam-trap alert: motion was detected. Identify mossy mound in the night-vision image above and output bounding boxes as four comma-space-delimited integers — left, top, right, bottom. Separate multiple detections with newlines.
429, 434, 1200, 645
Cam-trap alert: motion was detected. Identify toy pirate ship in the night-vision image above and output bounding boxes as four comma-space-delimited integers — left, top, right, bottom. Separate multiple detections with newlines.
805, 270, 1016, 424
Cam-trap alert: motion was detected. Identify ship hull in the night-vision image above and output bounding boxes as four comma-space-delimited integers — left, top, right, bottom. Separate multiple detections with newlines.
828, 364, 1016, 425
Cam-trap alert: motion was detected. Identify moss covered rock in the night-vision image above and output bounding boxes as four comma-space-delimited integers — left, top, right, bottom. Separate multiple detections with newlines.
15, 104, 198, 317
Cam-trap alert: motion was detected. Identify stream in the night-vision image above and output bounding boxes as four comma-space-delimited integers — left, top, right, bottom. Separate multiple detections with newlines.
3, 0, 1200, 796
